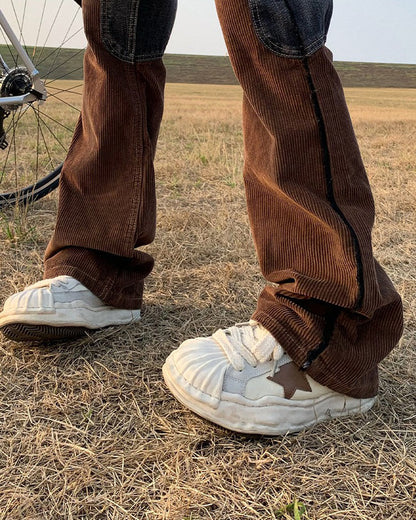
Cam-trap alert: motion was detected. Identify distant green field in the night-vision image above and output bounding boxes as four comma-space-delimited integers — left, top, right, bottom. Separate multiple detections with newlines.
0, 45, 84, 81
165, 55, 416, 88
1, 45, 416, 87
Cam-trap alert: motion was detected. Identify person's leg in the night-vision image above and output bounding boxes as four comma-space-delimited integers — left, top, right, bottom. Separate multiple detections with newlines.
0, 0, 177, 340
44, 0, 177, 309
163, 0, 403, 434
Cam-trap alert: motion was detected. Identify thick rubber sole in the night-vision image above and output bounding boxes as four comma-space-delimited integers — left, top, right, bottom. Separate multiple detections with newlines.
0, 323, 89, 342
162, 357, 376, 436
0, 308, 141, 343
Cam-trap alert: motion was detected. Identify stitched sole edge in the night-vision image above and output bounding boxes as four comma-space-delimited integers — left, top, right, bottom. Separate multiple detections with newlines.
162, 357, 376, 436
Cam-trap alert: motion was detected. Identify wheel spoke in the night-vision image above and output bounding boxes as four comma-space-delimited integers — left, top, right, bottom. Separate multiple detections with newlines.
40, 46, 84, 82
34, 0, 47, 61
34, 107, 70, 151
44, 65, 84, 83
31, 107, 55, 172
35, 0, 65, 66
43, 93, 81, 113
11, 111, 18, 186
0, 0, 83, 203
40, 10, 82, 78
36, 105, 40, 177
10, 0, 28, 51
36, 107, 76, 134
0, 25, 18, 68
1, 107, 25, 184
47, 84, 83, 95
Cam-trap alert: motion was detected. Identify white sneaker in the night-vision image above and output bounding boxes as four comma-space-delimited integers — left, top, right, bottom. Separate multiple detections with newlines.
163, 321, 376, 435
0, 275, 141, 342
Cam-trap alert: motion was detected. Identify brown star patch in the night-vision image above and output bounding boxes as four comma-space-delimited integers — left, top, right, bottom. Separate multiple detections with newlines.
267, 362, 312, 399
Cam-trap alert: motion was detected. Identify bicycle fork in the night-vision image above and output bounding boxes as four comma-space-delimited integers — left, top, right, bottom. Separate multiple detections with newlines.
0, 9, 48, 150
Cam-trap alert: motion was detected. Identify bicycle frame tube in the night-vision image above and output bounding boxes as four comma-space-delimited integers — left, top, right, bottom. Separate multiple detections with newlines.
0, 9, 47, 107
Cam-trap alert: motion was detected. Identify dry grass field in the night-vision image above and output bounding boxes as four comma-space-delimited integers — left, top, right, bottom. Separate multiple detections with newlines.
0, 83, 415, 519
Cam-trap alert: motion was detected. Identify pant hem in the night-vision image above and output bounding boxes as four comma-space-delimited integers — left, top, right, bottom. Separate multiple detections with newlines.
253, 310, 378, 399
44, 265, 143, 310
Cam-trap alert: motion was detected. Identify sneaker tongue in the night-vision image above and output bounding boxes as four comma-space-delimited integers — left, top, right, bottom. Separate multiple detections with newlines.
29, 275, 77, 290
52, 275, 75, 284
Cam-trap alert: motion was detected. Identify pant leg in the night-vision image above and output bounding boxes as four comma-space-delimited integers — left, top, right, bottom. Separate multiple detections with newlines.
44, 0, 177, 309
215, 0, 403, 397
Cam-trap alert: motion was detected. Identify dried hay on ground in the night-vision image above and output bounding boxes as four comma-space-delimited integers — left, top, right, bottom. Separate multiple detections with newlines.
0, 85, 415, 519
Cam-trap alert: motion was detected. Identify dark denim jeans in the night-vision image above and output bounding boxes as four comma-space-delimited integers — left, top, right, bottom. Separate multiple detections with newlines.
99, 0, 333, 62
100, 0, 177, 62
249, 0, 333, 57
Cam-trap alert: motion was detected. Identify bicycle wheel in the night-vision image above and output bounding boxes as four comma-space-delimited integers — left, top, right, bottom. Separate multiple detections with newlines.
0, 0, 85, 209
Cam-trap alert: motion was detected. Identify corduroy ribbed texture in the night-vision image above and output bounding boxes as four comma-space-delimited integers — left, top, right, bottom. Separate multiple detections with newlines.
44, 0, 165, 309
215, 0, 402, 397
44, 0, 403, 398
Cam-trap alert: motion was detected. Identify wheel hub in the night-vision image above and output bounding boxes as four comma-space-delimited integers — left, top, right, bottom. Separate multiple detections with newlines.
1, 66, 33, 98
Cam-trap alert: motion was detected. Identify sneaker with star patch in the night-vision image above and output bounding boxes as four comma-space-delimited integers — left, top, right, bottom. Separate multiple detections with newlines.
162, 320, 376, 435
0, 275, 141, 342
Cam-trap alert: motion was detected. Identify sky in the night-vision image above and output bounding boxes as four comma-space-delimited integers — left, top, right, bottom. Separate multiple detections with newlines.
2, 0, 416, 64
168, 0, 416, 64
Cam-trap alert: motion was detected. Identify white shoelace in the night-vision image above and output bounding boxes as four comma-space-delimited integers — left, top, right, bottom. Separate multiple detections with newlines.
212, 320, 284, 372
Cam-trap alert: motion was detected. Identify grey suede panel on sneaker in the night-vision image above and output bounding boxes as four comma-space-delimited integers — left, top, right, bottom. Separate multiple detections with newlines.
222, 353, 295, 395
52, 290, 105, 307
222, 363, 271, 394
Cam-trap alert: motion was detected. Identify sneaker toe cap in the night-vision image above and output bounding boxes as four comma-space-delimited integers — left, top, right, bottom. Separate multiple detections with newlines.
2, 287, 54, 316
165, 338, 229, 407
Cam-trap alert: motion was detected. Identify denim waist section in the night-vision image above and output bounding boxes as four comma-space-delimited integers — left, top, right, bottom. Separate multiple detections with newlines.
100, 0, 177, 63
248, 0, 333, 58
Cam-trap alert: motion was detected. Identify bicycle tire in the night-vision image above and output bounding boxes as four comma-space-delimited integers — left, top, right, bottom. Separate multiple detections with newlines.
0, 0, 84, 209
0, 163, 61, 209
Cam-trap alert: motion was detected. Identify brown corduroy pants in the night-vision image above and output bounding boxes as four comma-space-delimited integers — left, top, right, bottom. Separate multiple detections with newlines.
44, 0, 403, 398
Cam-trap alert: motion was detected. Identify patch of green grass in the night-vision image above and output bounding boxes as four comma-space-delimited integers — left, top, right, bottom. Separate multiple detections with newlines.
200, 155, 209, 166
277, 499, 308, 520
224, 176, 237, 188
0, 206, 37, 244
